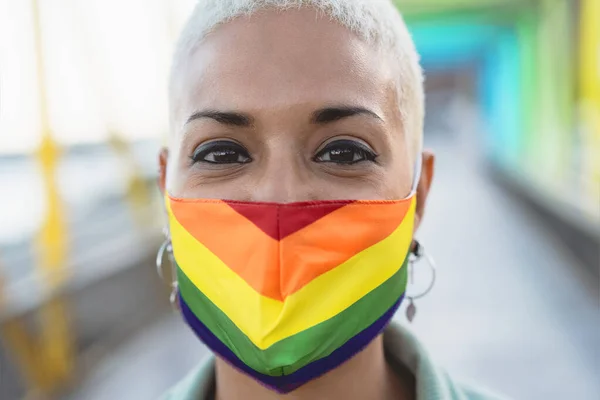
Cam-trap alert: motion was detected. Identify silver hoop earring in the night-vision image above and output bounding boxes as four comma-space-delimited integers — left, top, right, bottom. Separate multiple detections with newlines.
405, 240, 436, 322
156, 233, 180, 312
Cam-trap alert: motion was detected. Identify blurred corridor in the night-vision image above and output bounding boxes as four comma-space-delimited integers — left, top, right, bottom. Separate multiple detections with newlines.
1, 1, 599, 399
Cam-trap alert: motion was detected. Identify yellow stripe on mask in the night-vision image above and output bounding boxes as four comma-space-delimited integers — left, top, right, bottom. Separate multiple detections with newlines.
167, 198, 414, 349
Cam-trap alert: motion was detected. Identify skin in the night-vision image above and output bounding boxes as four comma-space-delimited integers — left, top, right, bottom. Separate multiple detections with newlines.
159, 7, 435, 400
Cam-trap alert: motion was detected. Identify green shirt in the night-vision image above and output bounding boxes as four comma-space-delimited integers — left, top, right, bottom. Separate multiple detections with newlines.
161, 322, 506, 400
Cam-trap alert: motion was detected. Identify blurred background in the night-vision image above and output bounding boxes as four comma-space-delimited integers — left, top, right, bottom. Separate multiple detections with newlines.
0, 0, 598, 399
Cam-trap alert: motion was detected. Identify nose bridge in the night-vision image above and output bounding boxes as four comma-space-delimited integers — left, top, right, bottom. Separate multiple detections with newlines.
250, 144, 309, 203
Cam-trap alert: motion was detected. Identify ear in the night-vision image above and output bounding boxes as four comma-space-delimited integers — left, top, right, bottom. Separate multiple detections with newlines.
413, 150, 435, 233
158, 147, 169, 196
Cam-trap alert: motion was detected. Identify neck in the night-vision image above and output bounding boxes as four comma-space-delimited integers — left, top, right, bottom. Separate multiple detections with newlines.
214, 334, 414, 400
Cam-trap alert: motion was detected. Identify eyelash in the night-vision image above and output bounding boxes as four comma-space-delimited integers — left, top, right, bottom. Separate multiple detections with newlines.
190, 139, 378, 166
191, 140, 252, 165
313, 139, 378, 165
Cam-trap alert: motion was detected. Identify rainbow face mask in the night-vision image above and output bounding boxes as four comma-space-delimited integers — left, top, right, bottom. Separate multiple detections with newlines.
166, 168, 419, 393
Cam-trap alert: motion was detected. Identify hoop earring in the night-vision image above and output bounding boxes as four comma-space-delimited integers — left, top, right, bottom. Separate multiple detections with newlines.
156, 233, 180, 312
405, 240, 436, 322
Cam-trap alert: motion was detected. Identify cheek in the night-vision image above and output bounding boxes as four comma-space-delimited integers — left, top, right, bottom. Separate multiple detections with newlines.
383, 149, 413, 199
315, 169, 409, 201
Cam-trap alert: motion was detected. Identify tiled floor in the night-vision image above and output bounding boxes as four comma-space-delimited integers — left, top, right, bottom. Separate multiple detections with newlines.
68, 136, 600, 400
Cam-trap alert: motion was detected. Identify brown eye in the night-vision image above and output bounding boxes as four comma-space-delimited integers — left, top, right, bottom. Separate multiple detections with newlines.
192, 140, 252, 164
314, 139, 378, 165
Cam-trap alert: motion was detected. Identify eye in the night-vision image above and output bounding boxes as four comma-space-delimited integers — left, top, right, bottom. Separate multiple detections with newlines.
313, 139, 378, 165
191, 140, 252, 164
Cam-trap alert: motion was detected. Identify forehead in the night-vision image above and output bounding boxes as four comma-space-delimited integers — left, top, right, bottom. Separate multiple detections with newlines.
172, 8, 399, 124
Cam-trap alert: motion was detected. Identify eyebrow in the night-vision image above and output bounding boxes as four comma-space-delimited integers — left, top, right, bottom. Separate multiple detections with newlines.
186, 110, 253, 127
312, 106, 383, 124
185, 106, 382, 127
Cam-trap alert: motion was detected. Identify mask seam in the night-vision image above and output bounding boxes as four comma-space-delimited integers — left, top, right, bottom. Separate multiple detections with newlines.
277, 204, 285, 376
167, 198, 413, 207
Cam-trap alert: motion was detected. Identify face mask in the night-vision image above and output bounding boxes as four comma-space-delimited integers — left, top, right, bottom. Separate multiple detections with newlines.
166, 164, 420, 393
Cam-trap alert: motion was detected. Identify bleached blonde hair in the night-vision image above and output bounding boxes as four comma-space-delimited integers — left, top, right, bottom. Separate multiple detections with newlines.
169, 0, 424, 159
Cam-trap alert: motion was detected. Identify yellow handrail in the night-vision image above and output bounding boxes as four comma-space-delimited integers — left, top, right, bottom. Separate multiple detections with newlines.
0, 1, 76, 395
31, 0, 75, 389
107, 134, 154, 229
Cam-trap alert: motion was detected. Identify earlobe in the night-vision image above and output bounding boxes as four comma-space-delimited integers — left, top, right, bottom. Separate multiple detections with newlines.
413, 150, 435, 233
158, 148, 169, 195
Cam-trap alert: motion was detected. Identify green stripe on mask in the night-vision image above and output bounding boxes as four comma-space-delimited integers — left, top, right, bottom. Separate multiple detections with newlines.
178, 256, 408, 377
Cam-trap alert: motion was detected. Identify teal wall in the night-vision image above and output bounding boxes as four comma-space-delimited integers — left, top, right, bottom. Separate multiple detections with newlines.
401, 1, 598, 222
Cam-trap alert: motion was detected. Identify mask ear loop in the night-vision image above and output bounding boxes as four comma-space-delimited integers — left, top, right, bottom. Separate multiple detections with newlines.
408, 153, 423, 197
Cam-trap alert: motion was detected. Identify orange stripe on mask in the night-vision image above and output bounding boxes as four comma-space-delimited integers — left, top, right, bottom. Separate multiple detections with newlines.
277, 201, 412, 298
168, 198, 413, 301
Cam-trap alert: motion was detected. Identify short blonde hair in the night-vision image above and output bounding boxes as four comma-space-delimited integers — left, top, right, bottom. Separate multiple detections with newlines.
170, 0, 424, 159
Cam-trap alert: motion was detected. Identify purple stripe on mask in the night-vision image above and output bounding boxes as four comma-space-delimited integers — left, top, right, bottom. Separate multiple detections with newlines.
179, 292, 403, 394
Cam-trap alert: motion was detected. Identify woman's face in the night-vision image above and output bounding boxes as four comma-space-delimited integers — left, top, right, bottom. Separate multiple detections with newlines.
161, 8, 433, 227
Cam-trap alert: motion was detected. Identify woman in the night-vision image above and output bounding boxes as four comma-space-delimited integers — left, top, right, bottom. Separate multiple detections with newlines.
158, 1, 504, 399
